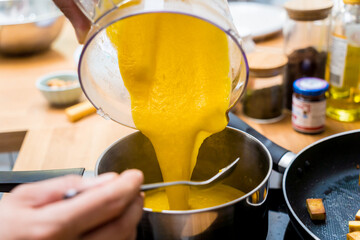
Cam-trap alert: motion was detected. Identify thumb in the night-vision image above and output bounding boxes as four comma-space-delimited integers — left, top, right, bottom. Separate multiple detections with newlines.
8, 173, 117, 208
53, 0, 91, 43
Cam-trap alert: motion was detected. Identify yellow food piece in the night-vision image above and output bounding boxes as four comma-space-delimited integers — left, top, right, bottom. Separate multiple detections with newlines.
65, 101, 96, 122
347, 231, 360, 240
306, 198, 326, 221
107, 13, 231, 210
350, 221, 360, 232
144, 184, 245, 211
356, 210, 360, 220
47, 78, 76, 88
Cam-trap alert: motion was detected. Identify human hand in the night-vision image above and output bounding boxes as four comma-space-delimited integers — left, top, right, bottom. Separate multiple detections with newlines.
53, 0, 91, 43
0, 170, 144, 240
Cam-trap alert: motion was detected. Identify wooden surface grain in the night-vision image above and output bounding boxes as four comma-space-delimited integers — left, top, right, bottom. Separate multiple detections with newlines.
0, 20, 359, 172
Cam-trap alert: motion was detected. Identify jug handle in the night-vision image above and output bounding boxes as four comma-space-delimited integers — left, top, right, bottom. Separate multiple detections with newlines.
74, 0, 133, 23
74, 0, 99, 22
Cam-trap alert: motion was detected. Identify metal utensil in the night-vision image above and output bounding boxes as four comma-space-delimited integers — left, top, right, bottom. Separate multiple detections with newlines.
64, 157, 240, 199
140, 157, 240, 191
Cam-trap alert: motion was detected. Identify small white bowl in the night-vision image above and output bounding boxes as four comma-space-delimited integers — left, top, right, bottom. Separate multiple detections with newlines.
36, 71, 82, 106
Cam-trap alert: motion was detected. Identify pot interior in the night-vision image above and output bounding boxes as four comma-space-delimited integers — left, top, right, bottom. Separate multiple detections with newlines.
96, 127, 271, 199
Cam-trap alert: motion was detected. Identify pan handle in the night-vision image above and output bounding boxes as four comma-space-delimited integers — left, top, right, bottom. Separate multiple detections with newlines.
228, 112, 296, 173
0, 168, 85, 193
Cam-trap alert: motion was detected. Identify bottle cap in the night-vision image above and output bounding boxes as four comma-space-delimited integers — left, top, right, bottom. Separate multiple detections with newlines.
284, 0, 333, 21
293, 77, 329, 96
343, 0, 360, 4
247, 50, 288, 78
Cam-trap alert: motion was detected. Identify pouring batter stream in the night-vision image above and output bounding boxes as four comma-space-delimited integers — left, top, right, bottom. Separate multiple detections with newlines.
107, 12, 244, 210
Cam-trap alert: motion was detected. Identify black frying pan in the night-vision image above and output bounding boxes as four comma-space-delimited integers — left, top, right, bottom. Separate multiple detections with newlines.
228, 112, 360, 240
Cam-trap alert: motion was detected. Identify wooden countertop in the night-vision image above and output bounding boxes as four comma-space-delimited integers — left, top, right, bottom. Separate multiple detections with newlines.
1, 20, 359, 173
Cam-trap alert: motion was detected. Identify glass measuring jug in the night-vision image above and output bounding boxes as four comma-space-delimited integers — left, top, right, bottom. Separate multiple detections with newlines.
75, 0, 249, 128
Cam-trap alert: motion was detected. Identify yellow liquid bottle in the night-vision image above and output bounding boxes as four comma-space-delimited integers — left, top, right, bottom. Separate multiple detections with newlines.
326, 0, 360, 122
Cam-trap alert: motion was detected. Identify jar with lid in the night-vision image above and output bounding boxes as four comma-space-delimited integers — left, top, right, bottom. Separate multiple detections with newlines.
292, 77, 329, 134
326, 0, 360, 122
283, 0, 333, 110
242, 49, 288, 123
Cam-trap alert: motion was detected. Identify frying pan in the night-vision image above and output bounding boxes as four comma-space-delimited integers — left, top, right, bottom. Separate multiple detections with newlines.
228, 112, 360, 240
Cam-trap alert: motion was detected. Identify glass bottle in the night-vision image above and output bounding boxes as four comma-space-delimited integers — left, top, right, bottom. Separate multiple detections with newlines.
332, 0, 344, 16
283, 0, 333, 110
326, 0, 360, 122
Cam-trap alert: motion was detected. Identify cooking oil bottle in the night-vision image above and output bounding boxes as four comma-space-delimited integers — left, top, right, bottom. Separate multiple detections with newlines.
326, 0, 360, 122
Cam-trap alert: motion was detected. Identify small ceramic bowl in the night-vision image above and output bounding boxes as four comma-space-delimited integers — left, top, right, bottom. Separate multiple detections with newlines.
36, 71, 82, 106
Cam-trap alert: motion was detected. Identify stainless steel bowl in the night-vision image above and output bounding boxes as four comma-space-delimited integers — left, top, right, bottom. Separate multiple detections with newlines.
0, 0, 64, 55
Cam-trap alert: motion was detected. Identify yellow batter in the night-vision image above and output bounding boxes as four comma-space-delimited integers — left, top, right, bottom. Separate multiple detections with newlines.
145, 184, 245, 211
107, 12, 240, 210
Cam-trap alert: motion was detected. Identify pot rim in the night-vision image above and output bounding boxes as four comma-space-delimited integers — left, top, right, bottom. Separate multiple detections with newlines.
95, 126, 273, 214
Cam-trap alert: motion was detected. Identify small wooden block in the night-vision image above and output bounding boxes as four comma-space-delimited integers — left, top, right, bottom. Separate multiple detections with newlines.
306, 198, 326, 221
349, 221, 360, 232
347, 231, 360, 240
356, 210, 360, 220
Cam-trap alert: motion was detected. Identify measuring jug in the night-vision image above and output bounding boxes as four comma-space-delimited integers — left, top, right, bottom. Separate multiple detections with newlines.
75, 0, 249, 128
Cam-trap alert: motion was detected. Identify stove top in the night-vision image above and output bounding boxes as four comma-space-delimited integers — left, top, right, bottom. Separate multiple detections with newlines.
266, 189, 302, 240
266, 172, 302, 240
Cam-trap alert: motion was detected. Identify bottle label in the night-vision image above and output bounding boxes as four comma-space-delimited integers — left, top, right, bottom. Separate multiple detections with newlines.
346, 24, 360, 47
292, 96, 326, 133
343, 24, 360, 89
329, 34, 348, 88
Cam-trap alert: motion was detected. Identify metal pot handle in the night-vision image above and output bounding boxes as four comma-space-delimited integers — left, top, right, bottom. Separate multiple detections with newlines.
0, 168, 85, 192
228, 112, 296, 173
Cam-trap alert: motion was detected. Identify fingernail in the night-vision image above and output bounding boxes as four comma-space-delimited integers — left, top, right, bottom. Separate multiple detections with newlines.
75, 29, 87, 44
93, 172, 118, 185
121, 169, 144, 182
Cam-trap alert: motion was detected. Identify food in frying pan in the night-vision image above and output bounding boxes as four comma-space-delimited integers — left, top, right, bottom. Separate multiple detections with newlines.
349, 221, 360, 232
356, 210, 360, 220
306, 198, 326, 221
355, 210, 360, 220
347, 231, 360, 240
